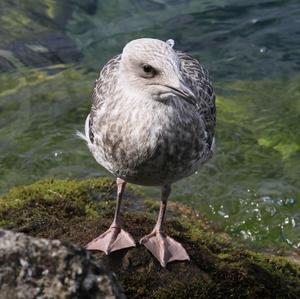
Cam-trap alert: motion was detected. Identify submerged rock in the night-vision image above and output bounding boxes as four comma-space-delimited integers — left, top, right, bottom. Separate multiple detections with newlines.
4, 32, 82, 69
0, 229, 125, 299
0, 178, 300, 298
0, 0, 86, 70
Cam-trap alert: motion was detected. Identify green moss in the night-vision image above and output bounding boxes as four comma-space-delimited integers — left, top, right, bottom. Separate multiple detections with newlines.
1, 178, 300, 298
0, 178, 118, 238
143, 198, 160, 212
0, 177, 113, 213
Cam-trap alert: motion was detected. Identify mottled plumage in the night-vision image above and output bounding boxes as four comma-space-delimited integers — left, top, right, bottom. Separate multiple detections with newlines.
86, 43, 215, 186
79, 38, 216, 267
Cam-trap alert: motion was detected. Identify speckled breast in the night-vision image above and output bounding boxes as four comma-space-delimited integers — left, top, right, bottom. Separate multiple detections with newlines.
91, 99, 210, 186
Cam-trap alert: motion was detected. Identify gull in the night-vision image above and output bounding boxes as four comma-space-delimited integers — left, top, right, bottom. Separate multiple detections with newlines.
78, 38, 216, 267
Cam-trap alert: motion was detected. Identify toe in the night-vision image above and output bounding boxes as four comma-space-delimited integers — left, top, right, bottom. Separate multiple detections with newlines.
86, 228, 135, 253
141, 232, 189, 267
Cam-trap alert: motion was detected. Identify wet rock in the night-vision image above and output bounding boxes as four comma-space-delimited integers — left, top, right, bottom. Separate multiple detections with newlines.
0, 229, 125, 299
0, 0, 83, 71
5, 32, 82, 68
73, 0, 98, 15
0, 56, 15, 72
1, 178, 300, 298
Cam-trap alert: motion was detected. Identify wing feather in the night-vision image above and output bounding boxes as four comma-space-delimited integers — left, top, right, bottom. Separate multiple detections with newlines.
176, 51, 216, 149
89, 54, 122, 143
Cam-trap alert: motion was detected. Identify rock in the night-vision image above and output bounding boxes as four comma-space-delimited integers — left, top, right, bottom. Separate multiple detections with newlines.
1, 178, 300, 298
5, 32, 82, 68
0, 229, 125, 299
0, 0, 83, 71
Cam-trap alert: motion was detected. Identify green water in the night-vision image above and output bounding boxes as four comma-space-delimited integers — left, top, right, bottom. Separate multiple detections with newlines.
0, 0, 300, 250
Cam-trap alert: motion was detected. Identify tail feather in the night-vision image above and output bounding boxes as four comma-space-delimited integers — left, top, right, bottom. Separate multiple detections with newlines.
76, 114, 91, 144
76, 130, 88, 142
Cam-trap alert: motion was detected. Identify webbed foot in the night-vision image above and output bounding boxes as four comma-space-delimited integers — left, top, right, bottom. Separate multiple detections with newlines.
86, 226, 135, 254
140, 229, 189, 267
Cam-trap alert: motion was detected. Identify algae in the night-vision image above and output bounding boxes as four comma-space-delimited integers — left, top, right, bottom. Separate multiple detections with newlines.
172, 75, 300, 250
1, 177, 300, 298
0, 66, 95, 193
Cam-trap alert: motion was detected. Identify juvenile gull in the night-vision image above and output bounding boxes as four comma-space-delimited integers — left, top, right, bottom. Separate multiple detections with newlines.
78, 38, 216, 267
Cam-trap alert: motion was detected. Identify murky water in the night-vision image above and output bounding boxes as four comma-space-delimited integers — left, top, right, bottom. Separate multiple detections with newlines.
0, 0, 300, 250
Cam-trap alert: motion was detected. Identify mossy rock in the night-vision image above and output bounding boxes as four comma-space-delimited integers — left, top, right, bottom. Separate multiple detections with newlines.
1, 178, 300, 298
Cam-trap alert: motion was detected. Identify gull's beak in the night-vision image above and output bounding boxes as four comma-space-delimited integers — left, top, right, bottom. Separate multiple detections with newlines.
178, 79, 196, 100
165, 78, 196, 105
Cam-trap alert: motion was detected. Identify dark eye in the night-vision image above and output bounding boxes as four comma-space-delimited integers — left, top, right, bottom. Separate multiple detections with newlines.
141, 64, 156, 78
143, 64, 153, 73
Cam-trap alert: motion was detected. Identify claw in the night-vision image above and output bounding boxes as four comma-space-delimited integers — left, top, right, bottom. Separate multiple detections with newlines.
140, 229, 190, 267
86, 226, 135, 254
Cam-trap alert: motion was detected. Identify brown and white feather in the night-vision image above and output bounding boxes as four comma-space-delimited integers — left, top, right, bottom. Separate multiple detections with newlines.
80, 39, 216, 186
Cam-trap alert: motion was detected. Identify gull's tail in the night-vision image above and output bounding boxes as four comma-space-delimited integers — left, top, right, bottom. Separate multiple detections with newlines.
76, 114, 91, 144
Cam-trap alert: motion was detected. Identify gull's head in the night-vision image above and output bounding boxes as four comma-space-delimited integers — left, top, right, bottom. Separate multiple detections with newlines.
119, 38, 195, 102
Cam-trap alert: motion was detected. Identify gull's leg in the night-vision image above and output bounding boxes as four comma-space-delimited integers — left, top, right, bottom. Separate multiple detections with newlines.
140, 184, 190, 267
86, 178, 135, 254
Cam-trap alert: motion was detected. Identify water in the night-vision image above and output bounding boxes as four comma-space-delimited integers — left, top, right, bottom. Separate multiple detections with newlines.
0, 0, 300, 250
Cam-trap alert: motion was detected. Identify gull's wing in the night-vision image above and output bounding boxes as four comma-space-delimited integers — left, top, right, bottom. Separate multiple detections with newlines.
91, 54, 121, 118
176, 51, 216, 150
88, 54, 122, 143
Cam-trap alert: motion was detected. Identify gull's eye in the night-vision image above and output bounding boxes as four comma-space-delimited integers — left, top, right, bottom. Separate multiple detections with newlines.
143, 64, 153, 73
141, 64, 156, 78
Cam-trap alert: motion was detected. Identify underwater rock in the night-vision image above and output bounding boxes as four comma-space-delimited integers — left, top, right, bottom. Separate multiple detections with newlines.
0, 0, 83, 70
0, 178, 300, 298
0, 229, 125, 299
5, 32, 82, 68
1, 32, 82, 70
0, 56, 15, 72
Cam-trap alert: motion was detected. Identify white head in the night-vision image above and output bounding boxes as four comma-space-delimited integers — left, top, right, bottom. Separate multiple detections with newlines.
119, 38, 195, 102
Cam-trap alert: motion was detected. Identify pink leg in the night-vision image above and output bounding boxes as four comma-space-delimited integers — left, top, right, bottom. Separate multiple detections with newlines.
140, 185, 190, 267
86, 178, 135, 254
